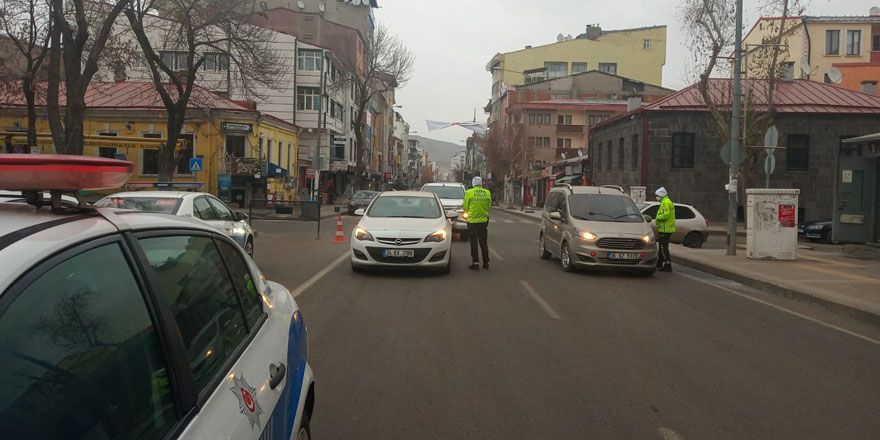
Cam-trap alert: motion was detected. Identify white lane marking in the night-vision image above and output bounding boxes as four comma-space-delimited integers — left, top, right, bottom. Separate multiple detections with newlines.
290, 251, 349, 298
520, 280, 562, 320
489, 219, 498, 223
520, 219, 535, 224
679, 272, 880, 346
502, 219, 515, 224
489, 248, 505, 261
657, 427, 686, 440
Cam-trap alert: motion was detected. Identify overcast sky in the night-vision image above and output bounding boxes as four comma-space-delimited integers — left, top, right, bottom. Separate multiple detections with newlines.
376, 0, 862, 146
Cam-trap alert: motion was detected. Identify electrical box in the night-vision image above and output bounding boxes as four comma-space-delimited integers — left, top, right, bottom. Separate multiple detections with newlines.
630, 186, 647, 202
746, 188, 800, 260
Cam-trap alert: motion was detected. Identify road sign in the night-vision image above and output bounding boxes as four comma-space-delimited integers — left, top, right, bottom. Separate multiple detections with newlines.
764, 125, 779, 154
189, 158, 203, 172
720, 141, 745, 166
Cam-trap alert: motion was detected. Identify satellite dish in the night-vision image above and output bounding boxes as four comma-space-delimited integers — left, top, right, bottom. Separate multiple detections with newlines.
318, 3, 325, 12
870, 6, 880, 15
297, 0, 305, 8
565, 35, 573, 40
800, 56, 811, 77
561, 152, 567, 159
259, 1, 268, 11
577, 149, 583, 158
557, 33, 565, 42
826, 66, 843, 84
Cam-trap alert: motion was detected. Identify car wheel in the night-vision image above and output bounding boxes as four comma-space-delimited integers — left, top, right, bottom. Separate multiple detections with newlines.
244, 237, 254, 256
539, 234, 551, 259
822, 230, 833, 243
561, 242, 574, 272
296, 413, 311, 440
683, 232, 703, 249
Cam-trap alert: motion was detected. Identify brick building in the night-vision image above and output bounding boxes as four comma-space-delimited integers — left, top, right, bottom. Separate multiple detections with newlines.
589, 79, 880, 223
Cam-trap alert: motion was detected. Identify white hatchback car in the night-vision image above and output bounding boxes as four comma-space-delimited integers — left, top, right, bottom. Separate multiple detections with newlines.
350, 191, 457, 274
419, 182, 467, 235
95, 191, 255, 256
0, 154, 315, 440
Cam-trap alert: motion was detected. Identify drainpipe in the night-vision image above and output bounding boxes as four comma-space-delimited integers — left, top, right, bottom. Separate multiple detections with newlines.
803, 20, 812, 79
640, 112, 649, 186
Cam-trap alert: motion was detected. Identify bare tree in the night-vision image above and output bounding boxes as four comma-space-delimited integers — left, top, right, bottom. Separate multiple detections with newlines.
334, 23, 414, 189
481, 119, 523, 180
123, 0, 286, 181
46, 0, 131, 154
418, 164, 434, 186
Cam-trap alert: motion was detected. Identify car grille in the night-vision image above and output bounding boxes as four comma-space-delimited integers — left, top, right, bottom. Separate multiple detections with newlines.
598, 258, 642, 265
366, 247, 431, 264
376, 237, 423, 246
596, 238, 645, 250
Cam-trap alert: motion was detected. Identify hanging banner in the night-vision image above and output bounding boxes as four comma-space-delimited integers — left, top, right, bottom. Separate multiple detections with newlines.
425, 120, 488, 135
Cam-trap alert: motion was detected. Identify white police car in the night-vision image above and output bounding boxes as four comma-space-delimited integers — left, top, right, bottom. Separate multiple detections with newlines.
0, 155, 315, 440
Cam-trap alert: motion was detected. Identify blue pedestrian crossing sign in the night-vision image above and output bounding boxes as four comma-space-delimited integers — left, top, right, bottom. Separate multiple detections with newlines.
189, 158, 203, 172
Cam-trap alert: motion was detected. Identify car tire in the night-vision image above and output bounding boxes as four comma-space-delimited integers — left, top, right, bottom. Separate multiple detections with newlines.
296, 413, 311, 440
244, 237, 254, 256
683, 232, 703, 249
539, 234, 551, 260
560, 242, 575, 272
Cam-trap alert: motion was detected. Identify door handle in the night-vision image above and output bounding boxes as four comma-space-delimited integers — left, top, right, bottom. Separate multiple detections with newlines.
269, 363, 286, 390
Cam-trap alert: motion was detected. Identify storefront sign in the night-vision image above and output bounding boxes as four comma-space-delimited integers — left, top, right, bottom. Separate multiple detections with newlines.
305, 168, 316, 179
221, 122, 254, 133
218, 174, 231, 199
778, 204, 796, 227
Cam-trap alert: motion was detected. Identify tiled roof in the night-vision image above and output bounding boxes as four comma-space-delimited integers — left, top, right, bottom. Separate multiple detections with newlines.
0, 81, 252, 112
803, 15, 880, 23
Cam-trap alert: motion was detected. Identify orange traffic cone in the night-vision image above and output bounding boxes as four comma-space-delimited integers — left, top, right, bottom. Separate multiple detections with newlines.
332, 215, 346, 243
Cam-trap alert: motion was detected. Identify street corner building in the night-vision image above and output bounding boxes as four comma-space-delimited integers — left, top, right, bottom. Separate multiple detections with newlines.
0, 81, 298, 206
588, 78, 880, 243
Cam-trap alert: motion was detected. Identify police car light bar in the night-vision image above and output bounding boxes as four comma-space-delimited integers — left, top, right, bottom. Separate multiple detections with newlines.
0, 154, 134, 191
127, 182, 206, 190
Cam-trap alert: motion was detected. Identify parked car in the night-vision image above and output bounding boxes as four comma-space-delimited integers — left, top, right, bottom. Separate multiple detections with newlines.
540, 185, 658, 275
95, 191, 255, 256
420, 182, 467, 236
350, 191, 457, 274
636, 201, 709, 248
0, 154, 315, 440
799, 220, 833, 242
348, 190, 380, 215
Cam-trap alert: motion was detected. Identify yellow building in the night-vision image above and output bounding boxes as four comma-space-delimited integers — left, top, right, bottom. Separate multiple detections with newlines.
0, 82, 299, 205
487, 25, 667, 101
743, 15, 880, 94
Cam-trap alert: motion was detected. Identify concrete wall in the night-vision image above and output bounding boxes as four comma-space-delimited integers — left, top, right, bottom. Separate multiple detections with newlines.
591, 111, 880, 223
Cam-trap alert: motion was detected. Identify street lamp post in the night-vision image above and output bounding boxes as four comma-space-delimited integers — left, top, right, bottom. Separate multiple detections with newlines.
728, 0, 744, 256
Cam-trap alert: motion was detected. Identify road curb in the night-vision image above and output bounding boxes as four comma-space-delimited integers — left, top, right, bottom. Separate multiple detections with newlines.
498, 207, 541, 222
675, 253, 880, 329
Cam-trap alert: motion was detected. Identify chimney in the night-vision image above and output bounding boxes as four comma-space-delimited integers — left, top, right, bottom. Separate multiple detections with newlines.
862, 80, 879, 95
585, 24, 602, 40
626, 97, 642, 112
525, 45, 532, 49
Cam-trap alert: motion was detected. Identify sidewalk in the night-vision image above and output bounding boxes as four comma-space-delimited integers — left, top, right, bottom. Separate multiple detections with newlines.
236, 202, 348, 221
673, 244, 880, 327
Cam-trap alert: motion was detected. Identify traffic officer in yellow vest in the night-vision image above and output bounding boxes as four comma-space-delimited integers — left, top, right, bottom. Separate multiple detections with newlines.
654, 187, 676, 272
463, 176, 492, 270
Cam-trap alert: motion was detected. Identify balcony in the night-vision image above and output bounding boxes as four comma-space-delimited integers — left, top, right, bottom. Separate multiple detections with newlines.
556, 124, 586, 134
221, 157, 264, 177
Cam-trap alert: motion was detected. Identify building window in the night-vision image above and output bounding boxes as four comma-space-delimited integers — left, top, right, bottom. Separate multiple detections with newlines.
543, 136, 550, 147
572, 62, 587, 74
298, 49, 323, 71
159, 51, 189, 71
606, 141, 612, 170
96, 131, 117, 158
825, 30, 840, 55
544, 62, 567, 78
565, 138, 572, 148
226, 135, 245, 157
618, 137, 625, 170
874, 35, 880, 52
786, 134, 810, 171
643, 39, 651, 50
278, 140, 283, 165
528, 136, 536, 146
598, 63, 617, 75
671, 132, 695, 169
297, 87, 321, 111
846, 30, 862, 56
141, 132, 162, 175
557, 115, 572, 125
529, 113, 536, 124
543, 114, 551, 125
557, 138, 564, 149
203, 52, 228, 72
177, 134, 194, 175
524, 72, 545, 84
631, 134, 639, 171
596, 142, 601, 171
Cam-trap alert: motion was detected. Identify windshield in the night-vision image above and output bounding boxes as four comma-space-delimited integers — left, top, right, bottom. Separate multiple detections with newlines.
421, 186, 465, 199
95, 197, 182, 214
569, 194, 644, 223
367, 196, 441, 219
353, 191, 379, 200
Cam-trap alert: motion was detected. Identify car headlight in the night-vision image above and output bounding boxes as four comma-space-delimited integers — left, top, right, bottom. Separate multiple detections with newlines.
232, 226, 248, 235
642, 233, 654, 244
354, 226, 374, 241
462, 211, 469, 220
424, 229, 447, 242
578, 230, 598, 242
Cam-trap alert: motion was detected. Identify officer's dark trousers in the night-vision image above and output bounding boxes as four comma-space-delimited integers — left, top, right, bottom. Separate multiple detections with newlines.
657, 232, 672, 268
468, 222, 489, 264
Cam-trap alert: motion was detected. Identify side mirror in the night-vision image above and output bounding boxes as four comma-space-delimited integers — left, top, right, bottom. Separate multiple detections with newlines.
446, 210, 459, 219
643, 214, 653, 223
549, 211, 562, 221
235, 212, 249, 221
354, 208, 365, 216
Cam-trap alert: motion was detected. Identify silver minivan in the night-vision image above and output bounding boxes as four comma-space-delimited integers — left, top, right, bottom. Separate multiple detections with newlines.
539, 185, 659, 275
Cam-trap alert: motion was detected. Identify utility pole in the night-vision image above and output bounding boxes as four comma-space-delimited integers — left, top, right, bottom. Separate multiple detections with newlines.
728, 0, 744, 256
521, 120, 526, 211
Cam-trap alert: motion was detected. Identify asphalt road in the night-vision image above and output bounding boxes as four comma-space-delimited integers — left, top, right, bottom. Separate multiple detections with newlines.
253, 210, 880, 440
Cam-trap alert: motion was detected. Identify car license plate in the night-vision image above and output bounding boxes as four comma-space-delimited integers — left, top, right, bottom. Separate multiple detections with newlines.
608, 252, 639, 260
383, 249, 414, 258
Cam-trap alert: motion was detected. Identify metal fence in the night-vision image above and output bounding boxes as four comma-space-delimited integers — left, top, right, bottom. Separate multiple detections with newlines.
247, 199, 322, 239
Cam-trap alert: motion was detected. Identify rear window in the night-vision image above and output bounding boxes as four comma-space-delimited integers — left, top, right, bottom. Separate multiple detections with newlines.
95, 197, 182, 214
367, 196, 441, 218
421, 185, 465, 199
353, 191, 379, 199
569, 194, 644, 223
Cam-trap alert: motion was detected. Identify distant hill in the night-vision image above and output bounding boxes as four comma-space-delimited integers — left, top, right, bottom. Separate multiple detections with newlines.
409, 135, 464, 171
